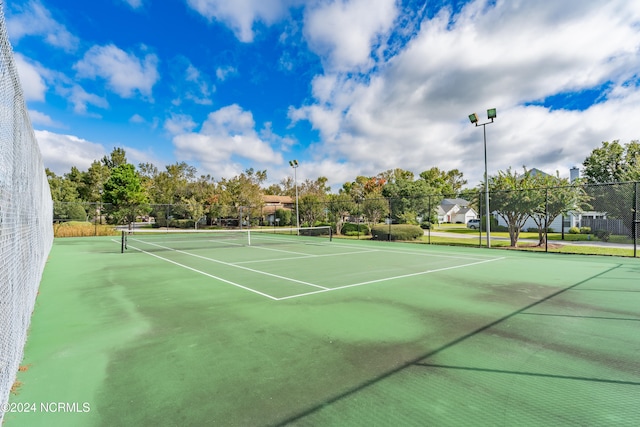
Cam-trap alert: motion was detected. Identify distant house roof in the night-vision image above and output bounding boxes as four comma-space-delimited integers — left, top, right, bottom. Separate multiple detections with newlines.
527, 168, 551, 177
441, 198, 471, 207
263, 195, 293, 204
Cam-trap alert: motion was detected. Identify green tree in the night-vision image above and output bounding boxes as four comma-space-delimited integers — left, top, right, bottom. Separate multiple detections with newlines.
582, 140, 640, 184
361, 196, 388, 227
102, 147, 128, 169
528, 171, 591, 246
419, 167, 467, 196
381, 169, 430, 223
582, 140, 639, 234
47, 169, 87, 221
218, 169, 267, 225
102, 164, 148, 225
489, 168, 540, 247
327, 193, 355, 234
298, 193, 325, 226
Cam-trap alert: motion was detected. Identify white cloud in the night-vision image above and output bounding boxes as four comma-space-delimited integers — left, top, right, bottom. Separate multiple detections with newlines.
122, 0, 144, 9
216, 65, 237, 81
179, 63, 214, 105
35, 130, 106, 174
303, 0, 398, 72
291, 0, 640, 188
164, 114, 198, 135
67, 85, 109, 115
29, 110, 63, 127
14, 54, 46, 101
6, 0, 79, 51
186, 0, 297, 42
172, 104, 283, 176
74, 44, 160, 99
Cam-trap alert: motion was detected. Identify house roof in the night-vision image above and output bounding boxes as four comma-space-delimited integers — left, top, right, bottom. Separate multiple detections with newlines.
457, 206, 476, 215
441, 198, 470, 207
262, 195, 293, 204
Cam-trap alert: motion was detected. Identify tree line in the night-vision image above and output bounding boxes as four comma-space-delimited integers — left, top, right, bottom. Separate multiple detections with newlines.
49, 140, 640, 245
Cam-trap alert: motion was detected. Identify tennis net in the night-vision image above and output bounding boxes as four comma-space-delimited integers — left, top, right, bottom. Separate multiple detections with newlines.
121, 226, 332, 253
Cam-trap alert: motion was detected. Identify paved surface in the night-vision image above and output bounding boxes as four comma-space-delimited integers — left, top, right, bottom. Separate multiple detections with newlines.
424, 230, 636, 249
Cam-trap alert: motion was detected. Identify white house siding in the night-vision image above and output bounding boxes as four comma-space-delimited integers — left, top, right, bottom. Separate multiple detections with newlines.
495, 215, 564, 232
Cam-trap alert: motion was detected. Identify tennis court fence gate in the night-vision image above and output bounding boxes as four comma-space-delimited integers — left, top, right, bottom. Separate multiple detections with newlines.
0, 6, 54, 420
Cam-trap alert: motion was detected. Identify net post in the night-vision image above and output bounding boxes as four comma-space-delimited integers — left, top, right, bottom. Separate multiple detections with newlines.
121, 230, 125, 253
329, 227, 333, 242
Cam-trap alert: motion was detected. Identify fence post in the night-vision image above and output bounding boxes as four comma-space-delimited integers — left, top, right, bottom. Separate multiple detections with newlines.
634, 182, 638, 258
427, 196, 431, 244
388, 198, 392, 241
478, 190, 482, 247
545, 187, 549, 252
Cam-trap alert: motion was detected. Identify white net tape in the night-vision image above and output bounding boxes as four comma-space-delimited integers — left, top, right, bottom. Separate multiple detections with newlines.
0, 3, 53, 419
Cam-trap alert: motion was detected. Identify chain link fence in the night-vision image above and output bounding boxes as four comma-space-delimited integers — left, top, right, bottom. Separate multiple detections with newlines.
0, 5, 53, 419
54, 182, 639, 257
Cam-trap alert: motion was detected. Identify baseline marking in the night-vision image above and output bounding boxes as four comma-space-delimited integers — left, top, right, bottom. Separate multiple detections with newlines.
233, 249, 380, 265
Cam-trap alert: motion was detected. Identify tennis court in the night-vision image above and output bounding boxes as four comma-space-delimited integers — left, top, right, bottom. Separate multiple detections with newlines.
5, 230, 640, 426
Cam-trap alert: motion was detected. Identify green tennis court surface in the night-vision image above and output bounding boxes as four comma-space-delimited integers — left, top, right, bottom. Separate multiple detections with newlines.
5, 234, 640, 426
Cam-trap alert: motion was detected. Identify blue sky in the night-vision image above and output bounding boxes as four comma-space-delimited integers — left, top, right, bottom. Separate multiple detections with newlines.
6, 0, 640, 190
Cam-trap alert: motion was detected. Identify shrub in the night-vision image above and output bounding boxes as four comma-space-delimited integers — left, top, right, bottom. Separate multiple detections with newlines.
579, 226, 591, 234
341, 222, 370, 235
371, 224, 423, 241
593, 229, 611, 242
53, 221, 118, 237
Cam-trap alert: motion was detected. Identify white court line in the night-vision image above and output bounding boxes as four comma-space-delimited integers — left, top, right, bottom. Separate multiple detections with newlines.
128, 238, 329, 290
234, 249, 380, 265
275, 256, 506, 301
125, 244, 279, 300
311, 239, 496, 261
122, 237, 506, 301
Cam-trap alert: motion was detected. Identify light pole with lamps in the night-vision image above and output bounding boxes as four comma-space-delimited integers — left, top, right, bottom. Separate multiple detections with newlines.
468, 108, 496, 248
289, 159, 300, 230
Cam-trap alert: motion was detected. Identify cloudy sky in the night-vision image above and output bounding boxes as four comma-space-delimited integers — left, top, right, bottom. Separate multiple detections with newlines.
6, 0, 640, 190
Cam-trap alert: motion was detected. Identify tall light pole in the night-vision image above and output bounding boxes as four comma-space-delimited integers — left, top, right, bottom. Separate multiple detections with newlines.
468, 108, 496, 248
289, 159, 300, 230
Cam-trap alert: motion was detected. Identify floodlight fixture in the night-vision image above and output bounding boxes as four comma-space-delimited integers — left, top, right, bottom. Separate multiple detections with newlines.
487, 108, 497, 120
289, 159, 299, 167
468, 113, 478, 124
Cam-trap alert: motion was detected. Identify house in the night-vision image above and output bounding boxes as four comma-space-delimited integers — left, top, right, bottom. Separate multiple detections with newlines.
493, 167, 607, 233
261, 195, 294, 225
438, 198, 478, 224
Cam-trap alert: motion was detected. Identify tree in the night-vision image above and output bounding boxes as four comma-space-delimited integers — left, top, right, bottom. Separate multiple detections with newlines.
419, 167, 467, 195
218, 169, 267, 225
582, 141, 639, 235
361, 196, 388, 227
327, 193, 355, 235
298, 193, 325, 226
528, 171, 591, 246
102, 164, 148, 224
582, 140, 640, 184
102, 147, 128, 170
47, 169, 87, 221
381, 169, 430, 223
489, 168, 540, 247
